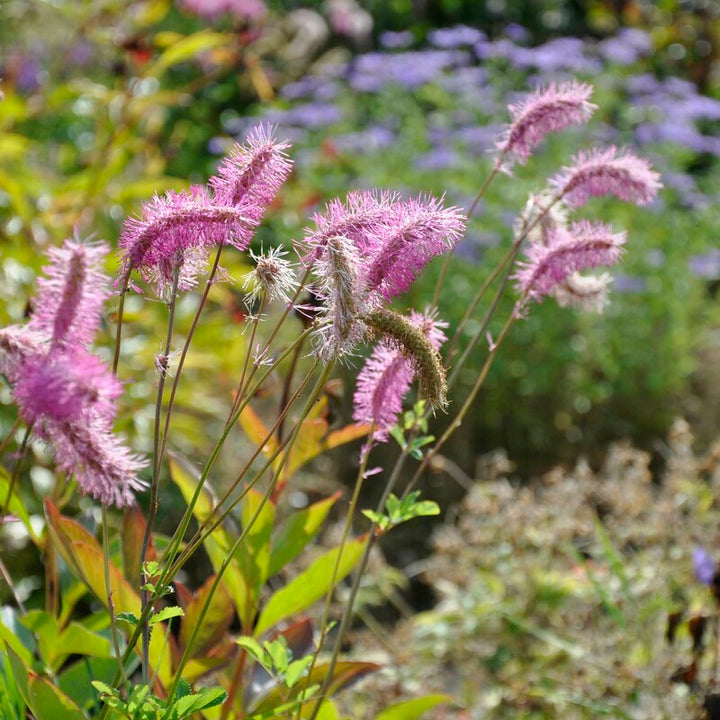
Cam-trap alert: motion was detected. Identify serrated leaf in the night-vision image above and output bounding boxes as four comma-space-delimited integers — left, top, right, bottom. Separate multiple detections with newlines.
150, 606, 184, 625
255, 536, 367, 636
173, 687, 227, 717
236, 637, 270, 667
285, 656, 313, 688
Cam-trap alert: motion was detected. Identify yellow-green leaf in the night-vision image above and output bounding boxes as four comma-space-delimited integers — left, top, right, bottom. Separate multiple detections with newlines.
255, 536, 367, 636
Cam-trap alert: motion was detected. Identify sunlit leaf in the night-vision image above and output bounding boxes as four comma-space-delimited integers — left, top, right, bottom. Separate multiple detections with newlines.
268, 493, 340, 577
255, 536, 367, 636
179, 575, 233, 658
149, 30, 229, 77
373, 695, 450, 720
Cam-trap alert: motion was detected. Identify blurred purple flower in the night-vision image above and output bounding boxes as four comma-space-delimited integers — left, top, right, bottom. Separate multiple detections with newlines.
179, 0, 266, 21
689, 249, 720, 280
694, 547, 716, 586
380, 30, 414, 49
333, 126, 396, 153
414, 147, 461, 171
612, 274, 646, 293
598, 28, 651, 65
428, 25, 486, 49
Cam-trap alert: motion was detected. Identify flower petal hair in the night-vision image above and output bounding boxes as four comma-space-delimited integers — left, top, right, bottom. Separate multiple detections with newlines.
550, 146, 662, 207
497, 81, 597, 171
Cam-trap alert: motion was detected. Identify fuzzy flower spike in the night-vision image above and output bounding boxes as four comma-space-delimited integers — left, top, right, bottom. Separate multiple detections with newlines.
353, 309, 448, 441
515, 221, 626, 303
118, 126, 292, 295
1, 236, 146, 507
302, 191, 465, 359
550, 146, 662, 207
496, 81, 597, 172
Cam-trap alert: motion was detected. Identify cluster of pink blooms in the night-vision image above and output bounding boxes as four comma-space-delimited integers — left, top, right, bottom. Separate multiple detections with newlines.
300, 190, 465, 359
118, 126, 292, 296
495, 82, 661, 311
0, 77, 664, 500
0, 238, 145, 507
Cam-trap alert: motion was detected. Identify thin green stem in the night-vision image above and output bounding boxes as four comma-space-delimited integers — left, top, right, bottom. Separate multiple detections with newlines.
158, 246, 224, 466
165, 359, 320, 581
163, 362, 335, 711
227, 296, 266, 423
2, 424, 32, 517
112, 270, 131, 375
141, 267, 180, 685
277, 334, 306, 445
159, 327, 313, 573
0, 417, 22, 459
431, 164, 501, 308
306, 442, 412, 720
102, 506, 130, 692
405, 309, 517, 497
296, 427, 375, 720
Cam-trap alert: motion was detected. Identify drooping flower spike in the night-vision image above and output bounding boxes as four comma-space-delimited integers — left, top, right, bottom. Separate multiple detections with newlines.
302, 191, 465, 359
515, 221, 626, 302
28, 236, 110, 349
551, 271, 613, 313
0, 237, 146, 508
118, 126, 292, 295
550, 146, 662, 207
353, 309, 448, 441
496, 81, 597, 172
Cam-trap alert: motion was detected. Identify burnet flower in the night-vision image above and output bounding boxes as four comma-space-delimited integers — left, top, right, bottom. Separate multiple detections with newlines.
550, 146, 662, 207
118, 126, 292, 296
515, 221, 626, 302
242, 246, 299, 304
0, 236, 145, 507
496, 81, 597, 172
353, 309, 448, 441
301, 190, 465, 361
515, 140, 661, 310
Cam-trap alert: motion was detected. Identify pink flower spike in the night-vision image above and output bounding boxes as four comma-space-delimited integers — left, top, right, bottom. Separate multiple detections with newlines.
353, 309, 447, 441
497, 81, 597, 171
515, 221, 626, 301
550, 146, 662, 207
300, 190, 399, 265
28, 236, 110, 349
45, 419, 147, 508
13, 351, 122, 426
0, 326, 45, 383
209, 125, 292, 218
118, 186, 249, 294
365, 195, 466, 300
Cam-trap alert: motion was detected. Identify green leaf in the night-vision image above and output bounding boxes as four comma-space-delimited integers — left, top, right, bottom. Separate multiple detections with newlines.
149, 30, 228, 76
263, 637, 289, 674
255, 536, 367, 636
27, 674, 87, 720
179, 575, 233, 658
285, 656, 313, 688
0, 466, 41, 544
61, 659, 120, 710
237, 488, 276, 602
373, 695, 450, 720
268, 493, 340, 577
236, 637, 270, 668
150, 606, 184, 625
173, 687, 227, 717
